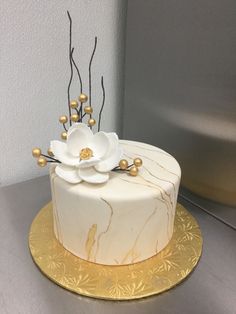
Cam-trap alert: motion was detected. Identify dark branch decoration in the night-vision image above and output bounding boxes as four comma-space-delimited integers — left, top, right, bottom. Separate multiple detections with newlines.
67, 11, 73, 126
98, 76, 105, 132
88, 37, 97, 119
71, 49, 83, 94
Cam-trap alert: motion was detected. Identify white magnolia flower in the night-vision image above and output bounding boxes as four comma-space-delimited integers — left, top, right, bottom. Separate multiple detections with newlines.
50, 123, 123, 184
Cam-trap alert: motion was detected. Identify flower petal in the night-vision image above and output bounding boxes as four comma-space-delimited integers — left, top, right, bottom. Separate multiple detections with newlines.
67, 129, 90, 157
78, 157, 100, 168
50, 140, 80, 166
104, 132, 119, 160
79, 167, 109, 183
95, 147, 123, 172
88, 132, 110, 159
67, 122, 93, 138
55, 164, 82, 184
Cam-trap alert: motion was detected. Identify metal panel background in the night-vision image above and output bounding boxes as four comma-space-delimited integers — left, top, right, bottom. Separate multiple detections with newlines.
123, 0, 236, 206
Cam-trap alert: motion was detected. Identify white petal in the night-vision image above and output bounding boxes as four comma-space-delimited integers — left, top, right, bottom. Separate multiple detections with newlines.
88, 132, 110, 158
95, 147, 123, 172
55, 164, 82, 184
67, 123, 93, 138
78, 157, 100, 168
67, 128, 91, 157
79, 167, 109, 184
101, 132, 119, 160
50, 141, 80, 166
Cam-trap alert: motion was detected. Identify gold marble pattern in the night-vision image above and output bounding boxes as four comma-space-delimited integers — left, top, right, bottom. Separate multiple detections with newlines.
29, 202, 202, 300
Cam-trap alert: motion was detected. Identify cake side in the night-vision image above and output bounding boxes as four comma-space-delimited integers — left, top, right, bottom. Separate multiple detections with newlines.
50, 140, 181, 265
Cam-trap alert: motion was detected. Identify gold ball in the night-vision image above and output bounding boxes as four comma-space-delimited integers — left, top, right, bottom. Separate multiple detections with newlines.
88, 118, 96, 126
84, 106, 93, 114
32, 147, 41, 158
79, 93, 88, 103
37, 156, 47, 167
134, 158, 143, 167
59, 115, 68, 124
70, 100, 78, 109
129, 166, 139, 176
47, 148, 54, 157
119, 159, 128, 170
70, 114, 80, 122
61, 132, 67, 140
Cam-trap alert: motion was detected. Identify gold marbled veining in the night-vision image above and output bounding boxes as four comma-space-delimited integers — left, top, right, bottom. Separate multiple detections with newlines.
29, 202, 202, 300
121, 205, 158, 264
51, 174, 63, 244
94, 198, 114, 262
85, 224, 97, 261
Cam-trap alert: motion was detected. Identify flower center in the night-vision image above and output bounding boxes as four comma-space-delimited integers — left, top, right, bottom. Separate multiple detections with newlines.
80, 147, 93, 160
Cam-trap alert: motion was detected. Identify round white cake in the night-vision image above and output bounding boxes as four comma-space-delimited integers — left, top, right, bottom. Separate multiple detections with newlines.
50, 140, 181, 265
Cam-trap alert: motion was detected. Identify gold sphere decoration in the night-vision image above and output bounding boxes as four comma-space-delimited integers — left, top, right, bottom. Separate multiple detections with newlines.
70, 114, 80, 122
129, 166, 139, 177
119, 159, 128, 170
134, 158, 143, 167
37, 156, 47, 167
59, 115, 68, 124
70, 100, 78, 109
32, 147, 41, 158
88, 118, 96, 126
84, 106, 93, 114
47, 148, 54, 157
79, 93, 88, 103
61, 132, 67, 140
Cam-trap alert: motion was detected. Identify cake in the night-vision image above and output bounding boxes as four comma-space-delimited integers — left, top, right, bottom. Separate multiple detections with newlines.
49, 138, 181, 265
32, 11, 181, 266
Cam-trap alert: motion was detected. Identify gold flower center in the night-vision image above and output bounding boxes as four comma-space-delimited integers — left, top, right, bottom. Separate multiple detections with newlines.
80, 147, 93, 160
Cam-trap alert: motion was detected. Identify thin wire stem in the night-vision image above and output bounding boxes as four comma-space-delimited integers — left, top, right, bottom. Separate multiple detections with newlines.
71, 50, 84, 121
74, 108, 80, 117
71, 49, 83, 94
67, 11, 73, 126
79, 112, 86, 122
63, 123, 68, 132
41, 154, 61, 163
98, 76, 105, 132
88, 37, 97, 121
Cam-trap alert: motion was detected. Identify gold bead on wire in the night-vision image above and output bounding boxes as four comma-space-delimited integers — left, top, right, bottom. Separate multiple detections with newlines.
32, 148, 41, 158
47, 148, 54, 157
59, 115, 68, 124
70, 114, 80, 122
133, 158, 143, 167
79, 93, 88, 103
129, 165, 139, 176
37, 156, 47, 167
84, 106, 93, 114
70, 100, 78, 109
119, 159, 128, 170
61, 132, 67, 140
88, 118, 96, 126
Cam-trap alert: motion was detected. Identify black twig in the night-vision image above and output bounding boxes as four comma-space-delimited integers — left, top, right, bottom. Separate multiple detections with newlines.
79, 112, 86, 122
41, 154, 61, 163
63, 123, 68, 132
98, 76, 105, 132
71, 50, 84, 120
88, 37, 97, 119
71, 49, 83, 94
67, 11, 73, 126
74, 107, 80, 117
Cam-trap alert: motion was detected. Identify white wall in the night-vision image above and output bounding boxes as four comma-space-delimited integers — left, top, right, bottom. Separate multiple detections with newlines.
0, 0, 127, 186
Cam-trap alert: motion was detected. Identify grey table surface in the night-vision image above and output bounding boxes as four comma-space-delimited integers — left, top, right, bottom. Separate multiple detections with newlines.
0, 175, 236, 314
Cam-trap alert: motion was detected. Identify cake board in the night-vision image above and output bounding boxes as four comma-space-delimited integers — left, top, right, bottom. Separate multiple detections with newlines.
29, 202, 202, 300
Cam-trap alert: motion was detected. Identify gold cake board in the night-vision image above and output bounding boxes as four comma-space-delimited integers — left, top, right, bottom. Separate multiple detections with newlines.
29, 202, 202, 300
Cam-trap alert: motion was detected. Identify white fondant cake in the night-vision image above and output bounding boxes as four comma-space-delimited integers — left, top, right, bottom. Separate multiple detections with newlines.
50, 140, 181, 265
